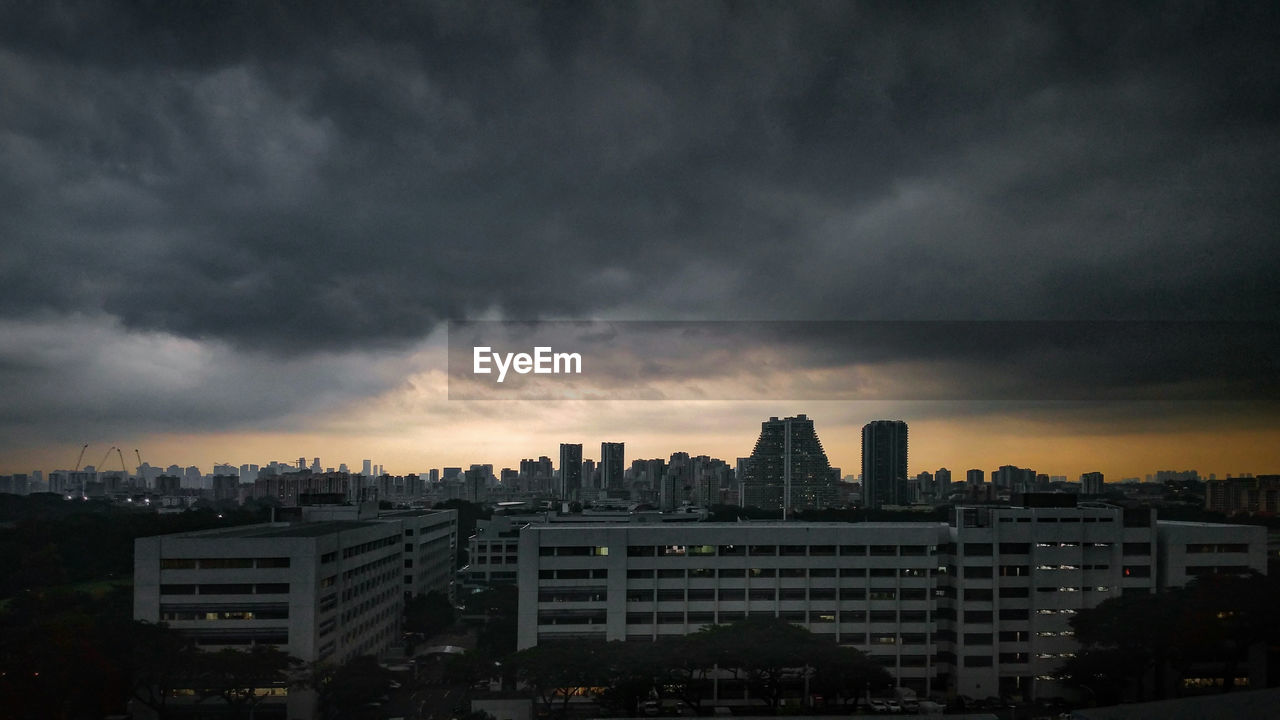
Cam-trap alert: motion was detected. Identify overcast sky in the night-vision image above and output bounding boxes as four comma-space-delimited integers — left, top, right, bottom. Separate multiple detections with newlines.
1, 2, 1277, 478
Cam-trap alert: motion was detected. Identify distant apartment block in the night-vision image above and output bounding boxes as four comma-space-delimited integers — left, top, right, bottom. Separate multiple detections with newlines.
517, 496, 1264, 702
1080, 472, 1104, 496
0, 473, 29, 495
1204, 475, 1280, 515
250, 471, 352, 506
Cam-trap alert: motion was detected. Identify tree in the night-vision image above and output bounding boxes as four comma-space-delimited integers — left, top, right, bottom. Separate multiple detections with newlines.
310, 654, 399, 719
467, 585, 520, 660
1061, 572, 1280, 701
1061, 589, 1180, 701
1174, 572, 1280, 693
507, 641, 609, 716
405, 590, 457, 638
651, 634, 718, 712
593, 641, 662, 717
808, 644, 893, 707
196, 645, 300, 719
121, 621, 201, 720
695, 617, 821, 711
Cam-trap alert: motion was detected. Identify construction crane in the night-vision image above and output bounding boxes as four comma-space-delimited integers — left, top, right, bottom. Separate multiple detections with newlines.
73, 444, 88, 472
94, 446, 114, 473
115, 447, 128, 480
135, 449, 145, 483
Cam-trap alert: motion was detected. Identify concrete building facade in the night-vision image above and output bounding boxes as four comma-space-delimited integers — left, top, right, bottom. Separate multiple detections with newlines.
516, 499, 1265, 702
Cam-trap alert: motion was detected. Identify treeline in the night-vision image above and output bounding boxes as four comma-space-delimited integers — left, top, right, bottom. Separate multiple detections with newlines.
0, 493, 277, 598
501, 617, 893, 716
1059, 572, 1280, 704
0, 585, 398, 720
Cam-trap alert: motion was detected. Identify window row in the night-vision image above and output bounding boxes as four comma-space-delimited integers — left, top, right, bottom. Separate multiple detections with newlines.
342, 534, 400, 559
621, 610, 932, 625
160, 557, 291, 570
623, 544, 933, 558
159, 583, 289, 595
623, 567, 933, 579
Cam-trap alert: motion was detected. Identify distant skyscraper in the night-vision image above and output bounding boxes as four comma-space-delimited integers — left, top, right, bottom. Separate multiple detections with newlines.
742, 414, 837, 515
1080, 471, 1104, 496
966, 469, 985, 485
936, 468, 952, 498
993, 464, 1036, 491
601, 442, 625, 490
559, 444, 583, 499
362, 459, 372, 476
861, 420, 908, 510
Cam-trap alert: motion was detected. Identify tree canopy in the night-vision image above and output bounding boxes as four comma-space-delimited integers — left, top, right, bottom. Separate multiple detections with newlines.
505, 618, 891, 716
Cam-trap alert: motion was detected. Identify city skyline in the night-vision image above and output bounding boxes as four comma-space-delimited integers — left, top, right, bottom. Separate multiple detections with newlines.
10, 408, 1274, 486
1, 4, 1277, 483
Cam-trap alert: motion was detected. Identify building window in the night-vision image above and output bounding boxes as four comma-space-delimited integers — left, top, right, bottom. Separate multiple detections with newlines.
199, 558, 254, 569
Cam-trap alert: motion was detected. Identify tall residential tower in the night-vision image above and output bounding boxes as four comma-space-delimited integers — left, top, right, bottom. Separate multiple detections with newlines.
862, 420, 908, 509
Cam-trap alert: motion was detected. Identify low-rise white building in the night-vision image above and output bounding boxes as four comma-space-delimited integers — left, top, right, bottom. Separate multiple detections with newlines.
134, 508, 457, 719
516, 498, 1265, 703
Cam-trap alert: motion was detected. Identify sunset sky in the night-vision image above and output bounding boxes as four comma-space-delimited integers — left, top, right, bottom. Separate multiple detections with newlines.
1, 3, 1277, 481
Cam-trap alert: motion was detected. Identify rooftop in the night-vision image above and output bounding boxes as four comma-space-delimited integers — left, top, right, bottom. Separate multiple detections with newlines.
170, 521, 386, 539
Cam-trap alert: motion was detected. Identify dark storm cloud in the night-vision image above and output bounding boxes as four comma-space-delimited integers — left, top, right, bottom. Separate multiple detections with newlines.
446, 320, 1280, 401
1, 2, 1278, 351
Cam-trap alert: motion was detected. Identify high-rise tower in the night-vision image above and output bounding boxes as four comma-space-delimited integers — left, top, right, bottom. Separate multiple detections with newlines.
861, 420, 908, 509
559, 443, 583, 499
600, 442, 625, 490
741, 414, 837, 516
